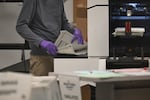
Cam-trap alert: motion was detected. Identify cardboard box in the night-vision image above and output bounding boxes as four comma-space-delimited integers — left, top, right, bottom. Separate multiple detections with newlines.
81, 85, 95, 100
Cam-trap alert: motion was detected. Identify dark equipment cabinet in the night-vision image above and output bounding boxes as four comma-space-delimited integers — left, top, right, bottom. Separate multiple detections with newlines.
108, 0, 150, 69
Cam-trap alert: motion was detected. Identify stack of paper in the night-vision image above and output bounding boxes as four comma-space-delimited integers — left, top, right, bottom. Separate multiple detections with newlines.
110, 68, 150, 76
112, 27, 145, 37
55, 30, 87, 55
74, 70, 126, 79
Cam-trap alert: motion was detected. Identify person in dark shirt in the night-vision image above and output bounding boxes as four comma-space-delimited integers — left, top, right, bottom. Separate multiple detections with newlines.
16, 0, 83, 76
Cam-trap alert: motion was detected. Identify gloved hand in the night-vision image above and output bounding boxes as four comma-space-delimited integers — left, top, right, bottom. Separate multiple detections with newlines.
71, 28, 84, 44
40, 40, 57, 55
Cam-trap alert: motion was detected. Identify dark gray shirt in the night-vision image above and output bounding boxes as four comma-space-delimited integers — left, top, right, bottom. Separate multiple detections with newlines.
16, 0, 74, 55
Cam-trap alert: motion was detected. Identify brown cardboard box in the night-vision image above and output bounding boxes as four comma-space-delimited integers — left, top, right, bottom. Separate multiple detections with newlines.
81, 85, 95, 100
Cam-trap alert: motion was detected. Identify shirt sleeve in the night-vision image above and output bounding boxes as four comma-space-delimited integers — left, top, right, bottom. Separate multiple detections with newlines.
16, 0, 43, 47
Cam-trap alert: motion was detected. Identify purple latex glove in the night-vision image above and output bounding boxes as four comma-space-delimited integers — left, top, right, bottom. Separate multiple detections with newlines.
71, 28, 84, 44
40, 40, 57, 55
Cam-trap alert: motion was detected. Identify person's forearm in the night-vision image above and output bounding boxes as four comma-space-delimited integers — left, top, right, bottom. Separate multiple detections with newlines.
16, 24, 43, 47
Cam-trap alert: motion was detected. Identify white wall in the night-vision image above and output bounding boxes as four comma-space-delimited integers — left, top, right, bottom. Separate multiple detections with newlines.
0, 3, 24, 44
64, 0, 73, 22
54, 58, 99, 73
87, 0, 109, 57
0, 2, 28, 70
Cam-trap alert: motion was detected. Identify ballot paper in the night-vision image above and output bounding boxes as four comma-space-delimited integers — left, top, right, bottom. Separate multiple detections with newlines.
0, 72, 32, 100
55, 30, 87, 55
59, 75, 82, 100
31, 76, 62, 100
50, 70, 126, 80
